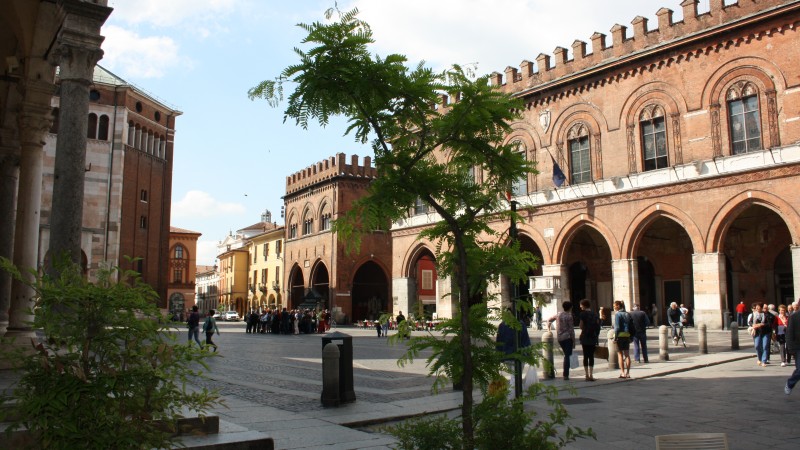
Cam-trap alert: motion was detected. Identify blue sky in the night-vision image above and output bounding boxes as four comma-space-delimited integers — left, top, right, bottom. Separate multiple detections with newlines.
101, 0, 704, 265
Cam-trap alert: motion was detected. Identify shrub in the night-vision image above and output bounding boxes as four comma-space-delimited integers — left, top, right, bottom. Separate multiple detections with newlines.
0, 259, 221, 449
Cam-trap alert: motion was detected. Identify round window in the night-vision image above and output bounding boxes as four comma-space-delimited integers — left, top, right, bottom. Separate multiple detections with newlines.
135, 101, 143, 113
89, 90, 101, 101
154, 111, 161, 122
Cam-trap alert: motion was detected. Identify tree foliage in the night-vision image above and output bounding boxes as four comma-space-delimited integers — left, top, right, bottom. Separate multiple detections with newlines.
249, 7, 553, 448
0, 258, 221, 449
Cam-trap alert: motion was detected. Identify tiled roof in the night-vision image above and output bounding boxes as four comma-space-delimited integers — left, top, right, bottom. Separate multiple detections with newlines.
170, 226, 201, 235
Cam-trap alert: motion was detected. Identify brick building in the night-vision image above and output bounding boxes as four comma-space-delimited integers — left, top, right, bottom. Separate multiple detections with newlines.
167, 227, 201, 317
38, 65, 180, 308
283, 154, 392, 323
391, 0, 800, 328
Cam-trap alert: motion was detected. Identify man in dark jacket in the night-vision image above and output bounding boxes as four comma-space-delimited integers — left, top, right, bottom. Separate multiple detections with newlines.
785, 300, 800, 395
630, 304, 651, 363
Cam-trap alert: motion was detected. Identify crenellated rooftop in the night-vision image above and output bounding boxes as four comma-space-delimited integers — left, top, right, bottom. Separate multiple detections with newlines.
432, 0, 797, 109
285, 153, 376, 195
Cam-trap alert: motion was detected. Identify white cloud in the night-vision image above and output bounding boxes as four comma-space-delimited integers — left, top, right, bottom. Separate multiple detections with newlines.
195, 240, 220, 266
107, 0, 237, 28
101, 25, 186, 78
172, 190, 246, 219
347, 0, 678, 75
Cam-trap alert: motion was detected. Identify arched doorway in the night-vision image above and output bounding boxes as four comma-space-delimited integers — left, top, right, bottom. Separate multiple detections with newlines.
411, 250, 437, 320
288, 265, 305, 310
564, 226, 612, 323
351, 261, 389, 321
311, 262, 330, 309
723, 204, 793, 309
168, 292, 185, 318
508, 234, 544, 317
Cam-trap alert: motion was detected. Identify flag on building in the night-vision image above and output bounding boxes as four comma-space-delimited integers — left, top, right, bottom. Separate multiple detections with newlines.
551, 156, 566, 188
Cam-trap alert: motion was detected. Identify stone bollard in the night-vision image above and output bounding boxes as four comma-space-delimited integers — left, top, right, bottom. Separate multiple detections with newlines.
698, 323, 708, 354
542, 331, 555, 379
730, 322, 739, 350
606, 330, 618, 370
321, 343, 340, 407
659, 325, 670, 361
722, 312, 731, 330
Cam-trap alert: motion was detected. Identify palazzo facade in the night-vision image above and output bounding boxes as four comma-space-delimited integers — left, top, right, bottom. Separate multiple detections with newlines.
391, 0, 800, 328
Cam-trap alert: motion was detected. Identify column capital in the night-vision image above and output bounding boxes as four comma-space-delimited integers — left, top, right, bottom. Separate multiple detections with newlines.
52, 0, 113, 81
18, 102, 54, 148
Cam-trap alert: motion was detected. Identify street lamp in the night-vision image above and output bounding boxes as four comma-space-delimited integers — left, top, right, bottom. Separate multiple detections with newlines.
509, 199, 523, 399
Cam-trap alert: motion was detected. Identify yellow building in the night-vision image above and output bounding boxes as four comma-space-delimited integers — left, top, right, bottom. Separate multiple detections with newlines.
247, 224, 285, 312
217, 247, 249, 317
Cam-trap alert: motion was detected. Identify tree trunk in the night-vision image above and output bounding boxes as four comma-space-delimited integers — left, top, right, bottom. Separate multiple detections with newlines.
454, 234, 474, 450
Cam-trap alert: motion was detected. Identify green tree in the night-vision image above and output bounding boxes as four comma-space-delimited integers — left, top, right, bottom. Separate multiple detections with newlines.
249, 8, 537, 447
0, 259, 221, 449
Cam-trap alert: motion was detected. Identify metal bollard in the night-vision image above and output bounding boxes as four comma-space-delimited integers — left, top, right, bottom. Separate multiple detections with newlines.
606, 330, 618, 370
321, 343, 340, 407
542, 331, 555, 379
730, 322, 739, 350
659, 325, 670, 361
698, 323, 708, 354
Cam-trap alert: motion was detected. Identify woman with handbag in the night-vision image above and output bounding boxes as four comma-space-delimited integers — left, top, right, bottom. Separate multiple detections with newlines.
578, 299, 601, 381
547, 301, 576, 381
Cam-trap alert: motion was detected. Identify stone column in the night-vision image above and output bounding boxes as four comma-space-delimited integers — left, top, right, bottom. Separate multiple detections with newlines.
6, 98, 52, 337
612, 258, 639, 309
692, 252, 727, 330
791, 245, 800, 305
0, 151, 20, 333
392, 277, 413, 317
46, 0, 111, 273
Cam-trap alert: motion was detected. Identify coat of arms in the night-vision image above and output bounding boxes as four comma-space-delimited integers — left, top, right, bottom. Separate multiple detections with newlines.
539, 110, 551, 133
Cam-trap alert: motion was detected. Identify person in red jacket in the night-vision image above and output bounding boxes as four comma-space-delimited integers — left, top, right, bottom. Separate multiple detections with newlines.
736, 301, 748, 327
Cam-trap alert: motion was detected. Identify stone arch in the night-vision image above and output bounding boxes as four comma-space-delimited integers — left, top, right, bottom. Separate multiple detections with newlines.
401, 242, 438, 278
310, 259, 330, 308
621, 203, 705, 259
512, 225, 553, 266
703, 57, 786, 108
552, 214, 620, 263
708, 190, 800, 253
618, 81, 688, 129
504, 124, 539, 195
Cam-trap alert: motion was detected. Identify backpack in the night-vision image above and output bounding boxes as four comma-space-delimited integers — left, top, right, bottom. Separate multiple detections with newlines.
617, 311, 634, 337
583, 311, 601, 339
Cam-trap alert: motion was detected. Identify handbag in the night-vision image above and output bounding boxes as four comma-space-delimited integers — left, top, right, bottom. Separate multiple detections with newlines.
747, 326, 756, 337
594, 345, 609, 360
522, 363, 538, 390
569, 353, 580, 369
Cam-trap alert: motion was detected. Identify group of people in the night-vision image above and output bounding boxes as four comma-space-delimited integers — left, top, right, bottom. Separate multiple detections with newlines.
243, 308, 332, 335
746, 301, 795, 367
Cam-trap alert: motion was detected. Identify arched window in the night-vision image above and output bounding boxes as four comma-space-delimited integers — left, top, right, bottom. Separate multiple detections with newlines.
87, 113, 98, 139
640, 105, 668, 171
288, 214, 298, 239
320, 203, 332, 231
98, 115, 110, 140
127, 121, 135, 146
175, 245, 184, 259
511, 141, 527, 196
727, 81, 762, 154
302, 209, 314, 235
568, 123, 591, 184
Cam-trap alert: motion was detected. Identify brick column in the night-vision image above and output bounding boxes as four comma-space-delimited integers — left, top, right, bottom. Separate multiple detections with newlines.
692, 252, 727, 330
46, 0, 111, 272
612, 258, 639, 309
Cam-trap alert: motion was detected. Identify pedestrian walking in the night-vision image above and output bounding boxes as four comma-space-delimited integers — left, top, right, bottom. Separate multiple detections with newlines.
547, 301, 576, 381
396, 311, 408, 339
774, 304, 789, 366
748, 302, 772, 366
630, 304, 651, 363
578, 299, 600, 381
203, 309, 220, 352
613, 300, 633, 379
187, 305, 202, 347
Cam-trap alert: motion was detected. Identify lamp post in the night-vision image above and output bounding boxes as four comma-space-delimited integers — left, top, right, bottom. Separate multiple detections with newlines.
509, 199, 523, 399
